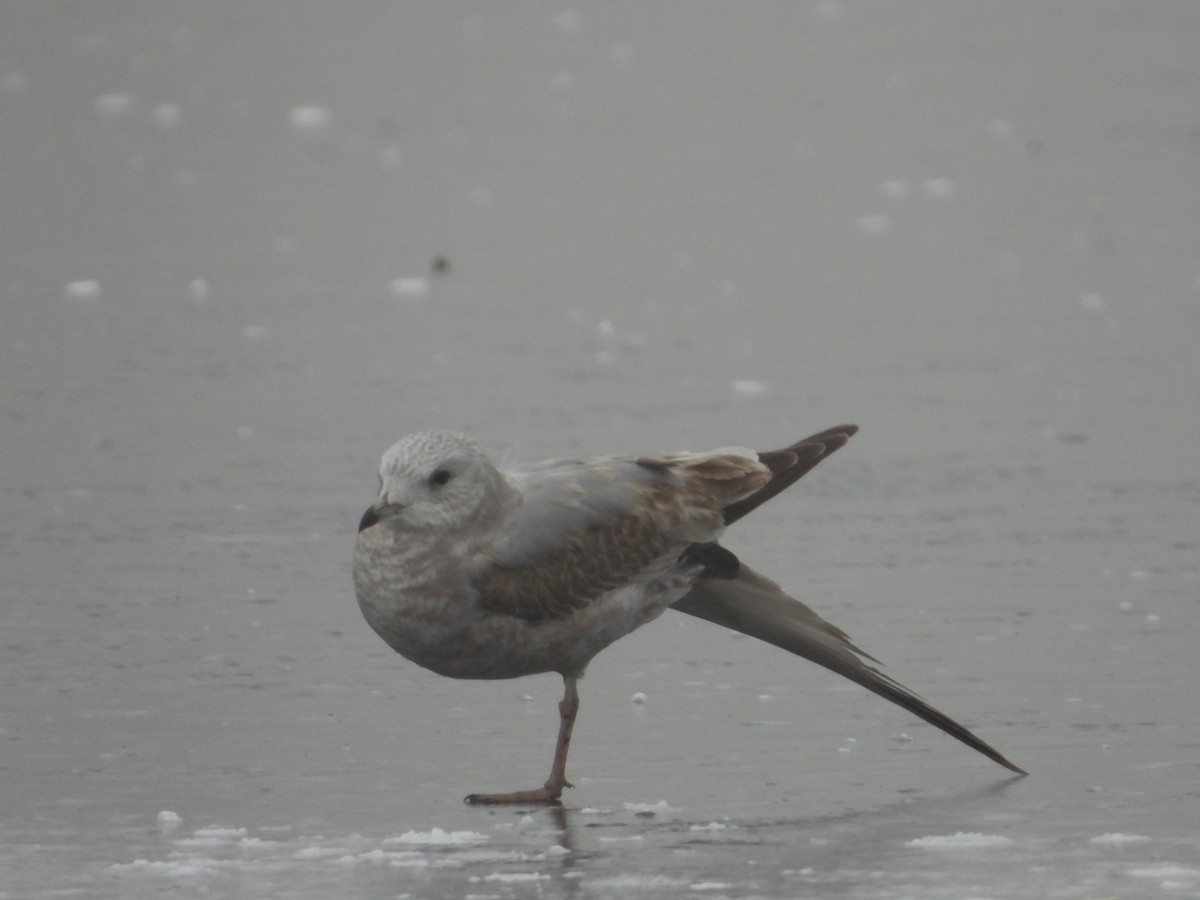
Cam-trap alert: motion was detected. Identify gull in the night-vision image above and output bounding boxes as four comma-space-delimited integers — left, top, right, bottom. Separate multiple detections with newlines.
353, 425, 1025, 804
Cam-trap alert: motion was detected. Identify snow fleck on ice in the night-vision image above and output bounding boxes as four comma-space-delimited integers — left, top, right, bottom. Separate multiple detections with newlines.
242, 325, 270, 342
623, 800, 673, 815
474, 872, 550, 883
630, 691, 647, 705
731, 379, 768, 399
1128, 863, 1199, 882
292, 845, 344, 860
152, 103, 182, 127
188, 279, 210, 302
95, 92, 135, 116
110, 857, 218, 877
65, 279, 101, 300
289, 105, 332, 132
385, 827, 488, 846
921, 176, 955, 198
175, 826, 248, 848
905, 832, 1014, 849
586, 874, 689, 890
1090, 832, 1151, 845
390, 277, 430, 300
880, 179, 912, 200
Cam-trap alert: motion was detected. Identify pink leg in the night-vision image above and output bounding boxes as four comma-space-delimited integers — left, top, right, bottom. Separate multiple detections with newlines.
465, 676, 580, 805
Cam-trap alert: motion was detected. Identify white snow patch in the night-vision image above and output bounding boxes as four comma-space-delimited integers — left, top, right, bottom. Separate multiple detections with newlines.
380, 145, 402, 169
588, 874, 689, 889
188, 278, 210, 301
689, 822, 727, 832
110, 857, 218, 876
95, 92, 135, 116
623, 800, 673, 815
630, 691, 647, 705
921, 177, 955, 198
289, 105, 332, 131
65, 279, 101, 300
906, 832, 1013, 849
690, 882, 732, 891
731, 379, 768, 399
386, 827, 488, 846
292, 845, 345, 860
1129, 863, 1199, 879
473, 872, 550, 883
237, 837, 281, 851
389, 277, 430, 300
175, 826, 248, 848
152, 103, 182, 127
1090, 832, 1151, 846
156, 810, 181, 824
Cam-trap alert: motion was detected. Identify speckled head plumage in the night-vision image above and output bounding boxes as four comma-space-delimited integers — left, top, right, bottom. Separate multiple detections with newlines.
365, 430, 507, 533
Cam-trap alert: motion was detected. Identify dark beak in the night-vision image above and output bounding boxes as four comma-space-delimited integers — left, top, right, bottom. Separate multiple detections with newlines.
357, 505, 381, 533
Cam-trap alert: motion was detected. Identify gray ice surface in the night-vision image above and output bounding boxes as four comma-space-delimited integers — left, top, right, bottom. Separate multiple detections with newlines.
2, 3, 1198, 898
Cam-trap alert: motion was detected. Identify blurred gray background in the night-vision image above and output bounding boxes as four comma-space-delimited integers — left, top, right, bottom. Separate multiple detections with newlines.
2, 3, 1198, 897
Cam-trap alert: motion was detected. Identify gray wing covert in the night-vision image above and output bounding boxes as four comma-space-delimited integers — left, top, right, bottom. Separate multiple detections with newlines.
472, 458, 686, 623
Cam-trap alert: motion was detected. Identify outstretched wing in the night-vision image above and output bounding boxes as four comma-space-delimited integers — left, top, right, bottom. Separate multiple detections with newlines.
672, 565, 1026, 774
472, 449, 773, 623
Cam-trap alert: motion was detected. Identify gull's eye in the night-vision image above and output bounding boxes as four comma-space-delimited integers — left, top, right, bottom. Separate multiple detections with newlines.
429, 468, 452, 487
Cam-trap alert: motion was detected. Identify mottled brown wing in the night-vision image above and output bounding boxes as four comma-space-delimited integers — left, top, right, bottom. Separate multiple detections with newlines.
474, 451, 772, 623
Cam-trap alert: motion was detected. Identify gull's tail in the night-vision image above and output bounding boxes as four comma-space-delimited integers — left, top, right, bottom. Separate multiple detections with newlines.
672, 565, 1026, 774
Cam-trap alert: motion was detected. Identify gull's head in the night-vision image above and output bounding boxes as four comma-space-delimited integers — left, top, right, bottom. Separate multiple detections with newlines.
358, 430, 503, 534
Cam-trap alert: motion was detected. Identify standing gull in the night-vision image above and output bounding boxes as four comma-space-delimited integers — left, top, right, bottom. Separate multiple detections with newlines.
353, 425, 1025, 804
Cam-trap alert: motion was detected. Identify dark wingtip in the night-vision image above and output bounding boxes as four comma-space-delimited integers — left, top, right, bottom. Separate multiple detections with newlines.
722, 424, 859, 526
998, 758, 1029, 777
